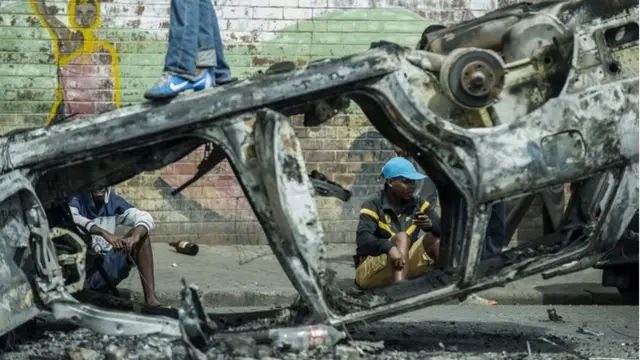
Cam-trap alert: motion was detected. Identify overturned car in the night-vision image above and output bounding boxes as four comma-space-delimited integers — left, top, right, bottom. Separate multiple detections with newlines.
0, 0, 638, 356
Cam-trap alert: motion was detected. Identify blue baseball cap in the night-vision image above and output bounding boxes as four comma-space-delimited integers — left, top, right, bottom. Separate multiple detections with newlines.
382, 157, 427, 180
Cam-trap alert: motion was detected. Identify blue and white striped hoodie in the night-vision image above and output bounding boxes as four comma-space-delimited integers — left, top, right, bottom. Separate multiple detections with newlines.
69, 187, 155, 254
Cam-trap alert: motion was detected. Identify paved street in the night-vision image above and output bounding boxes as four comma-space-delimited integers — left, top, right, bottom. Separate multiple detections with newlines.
1, 305, 637, 359
120, 243, 624, 307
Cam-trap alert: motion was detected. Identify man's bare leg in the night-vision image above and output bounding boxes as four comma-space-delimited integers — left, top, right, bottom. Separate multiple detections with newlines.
132, 234, 160, 307
391, 232, 411, 283
421, 234, 440, 262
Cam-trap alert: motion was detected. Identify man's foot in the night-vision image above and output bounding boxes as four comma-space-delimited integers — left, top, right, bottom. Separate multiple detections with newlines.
459, 293, 498, 306
144, 71, 212, 100
144, 297, 162, 307
193, 71, 213, 91
144, 74, 194, 100
216, 76, 237, 85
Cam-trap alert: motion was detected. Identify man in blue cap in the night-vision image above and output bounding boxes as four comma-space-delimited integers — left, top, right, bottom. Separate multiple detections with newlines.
354, 157, 442, 289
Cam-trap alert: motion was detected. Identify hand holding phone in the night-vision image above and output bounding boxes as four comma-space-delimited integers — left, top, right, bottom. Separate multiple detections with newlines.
413, 211, 432, 230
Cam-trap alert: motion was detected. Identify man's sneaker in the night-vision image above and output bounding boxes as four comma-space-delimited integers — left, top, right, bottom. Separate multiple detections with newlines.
144, 74, 195, 100
193, 71, 213, 92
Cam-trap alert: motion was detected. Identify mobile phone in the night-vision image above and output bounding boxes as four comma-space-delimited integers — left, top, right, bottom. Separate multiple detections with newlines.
413, 211, 427, 220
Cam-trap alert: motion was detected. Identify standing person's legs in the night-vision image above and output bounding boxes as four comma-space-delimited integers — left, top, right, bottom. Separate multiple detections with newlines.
193, 0, 217, 90
460, 203, 504, 306
540, 185, 565, 235
207, 5, 233, 84
483, 202, 506, 259
145, 0, 211, 99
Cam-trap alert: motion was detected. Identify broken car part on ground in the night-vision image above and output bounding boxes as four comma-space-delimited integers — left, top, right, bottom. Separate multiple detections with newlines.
0, 0, 638, 357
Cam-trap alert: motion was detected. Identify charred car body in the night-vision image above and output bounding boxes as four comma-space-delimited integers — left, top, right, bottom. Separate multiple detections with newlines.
0, 0, 638, 354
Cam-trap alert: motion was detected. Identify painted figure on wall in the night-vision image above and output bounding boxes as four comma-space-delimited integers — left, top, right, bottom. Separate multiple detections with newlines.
31, 0, 121, 126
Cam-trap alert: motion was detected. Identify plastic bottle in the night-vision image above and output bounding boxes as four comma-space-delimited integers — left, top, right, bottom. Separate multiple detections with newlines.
268, 325, 346, 353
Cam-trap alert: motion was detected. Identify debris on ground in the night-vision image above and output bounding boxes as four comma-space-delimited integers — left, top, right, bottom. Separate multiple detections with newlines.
547, 308, 564, 323
577, 325, 604, 337
69, 347, 100, 360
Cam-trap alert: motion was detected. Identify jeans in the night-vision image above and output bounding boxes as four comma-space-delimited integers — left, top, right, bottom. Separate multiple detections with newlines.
164, 0, 231, 83
482, 202, 506, 259
86, 250, 132, 292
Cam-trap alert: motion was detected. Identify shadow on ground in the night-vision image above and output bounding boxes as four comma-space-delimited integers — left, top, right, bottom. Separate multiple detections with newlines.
534, 283, 623, 305
349, 321, 577, 354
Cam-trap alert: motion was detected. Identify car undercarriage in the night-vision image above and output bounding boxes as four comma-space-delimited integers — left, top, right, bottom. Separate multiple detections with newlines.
0, 0, 638, 357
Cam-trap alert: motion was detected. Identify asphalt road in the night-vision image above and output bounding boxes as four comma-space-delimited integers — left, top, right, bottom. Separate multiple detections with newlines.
0, 305, 637, 360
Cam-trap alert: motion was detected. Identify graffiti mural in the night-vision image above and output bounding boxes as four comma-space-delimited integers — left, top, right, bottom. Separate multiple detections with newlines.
3, 0, 530, 244
31, 0, 121, 126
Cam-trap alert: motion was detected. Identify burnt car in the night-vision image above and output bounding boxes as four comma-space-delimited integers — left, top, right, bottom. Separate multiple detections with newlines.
0, 0, 637, 354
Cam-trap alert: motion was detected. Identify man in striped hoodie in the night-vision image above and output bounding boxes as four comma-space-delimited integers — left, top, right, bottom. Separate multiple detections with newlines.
69, 187, 160, 307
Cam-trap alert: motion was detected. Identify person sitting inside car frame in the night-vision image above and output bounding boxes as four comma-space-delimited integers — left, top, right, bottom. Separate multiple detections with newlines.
353, 157, 442, 289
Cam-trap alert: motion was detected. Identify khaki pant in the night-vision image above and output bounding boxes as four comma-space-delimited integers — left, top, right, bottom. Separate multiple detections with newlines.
355, 234, 435, 289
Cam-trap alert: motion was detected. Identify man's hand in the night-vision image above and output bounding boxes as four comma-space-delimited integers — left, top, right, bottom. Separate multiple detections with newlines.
388, 246, 405, 270
413, 212, 432, 232
123, 225, 148, 250
104, 233, 126, 251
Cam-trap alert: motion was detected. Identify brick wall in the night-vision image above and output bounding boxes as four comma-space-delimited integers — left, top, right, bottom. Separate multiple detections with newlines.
0, 0, 546, 245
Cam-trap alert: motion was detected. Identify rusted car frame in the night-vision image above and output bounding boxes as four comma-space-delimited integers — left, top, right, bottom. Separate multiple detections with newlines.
0, 0, 637, 351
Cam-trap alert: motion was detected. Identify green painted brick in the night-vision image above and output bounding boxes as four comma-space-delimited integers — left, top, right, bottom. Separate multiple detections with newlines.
0, 14, 44, 27
382, 20, 429, 33
118, 65, 163, 78
326, 20, 357, 32
268, 32, 312, 44
309, 44, 369, 57
116, 53, 165, 66
224, 55, 254, 67
0, 101, 52, 114
0, 51, 52, 65
0, 76, 58, 89
119, 77, 161, 90
249, 43, 311, 57
3, 89, 55, 102
0, 27, 51, 41
323, 9, 424, 21
297, 20, 328, 32
0, 63, 54, 76
311, 32, 342, 44
0, 39, 51, 53
114, 42, 168, 54
341, 32, 421, 47
2, 114, 47, 127
96, 29, 168, 43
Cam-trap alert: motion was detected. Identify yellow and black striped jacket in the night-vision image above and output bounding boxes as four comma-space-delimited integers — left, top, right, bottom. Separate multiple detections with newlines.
354, 189, 441, 267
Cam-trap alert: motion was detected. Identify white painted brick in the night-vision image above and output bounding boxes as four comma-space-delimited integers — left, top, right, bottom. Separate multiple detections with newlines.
312, 8, 332, 18
327, 0, 357, 8
217, 0, 265, 6
226, 19, 267, 32
252, 7, 284, 19
299, 0, 328, 7
284, 7, 313, 20
265, 19, 299, 31
268, 0, 297, 6
221, 6, 252, 19
468, 0, 497, 9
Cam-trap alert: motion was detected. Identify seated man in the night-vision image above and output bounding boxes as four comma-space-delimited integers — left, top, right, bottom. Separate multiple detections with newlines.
69, 187, 160, 307
354, 157, 441, 289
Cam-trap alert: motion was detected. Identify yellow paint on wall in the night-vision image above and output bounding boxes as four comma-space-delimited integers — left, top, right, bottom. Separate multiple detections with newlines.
30, 0, 121, 127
